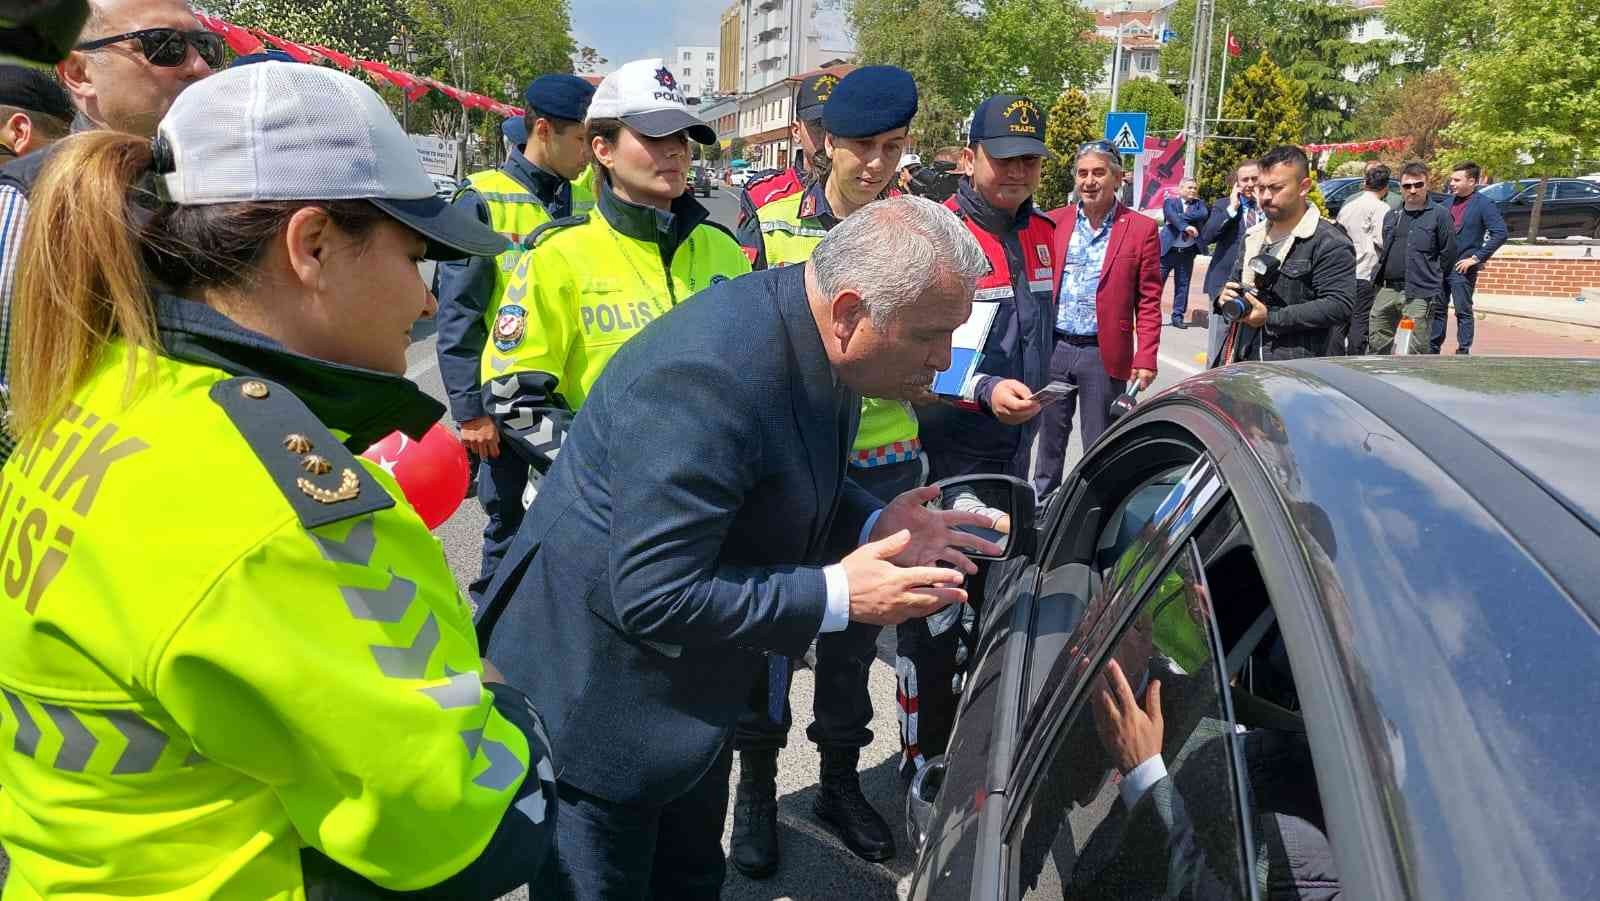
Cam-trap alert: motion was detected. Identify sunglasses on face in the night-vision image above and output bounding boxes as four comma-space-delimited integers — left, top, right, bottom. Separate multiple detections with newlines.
1401, 181, 1427, 190
76, 27, 225, 69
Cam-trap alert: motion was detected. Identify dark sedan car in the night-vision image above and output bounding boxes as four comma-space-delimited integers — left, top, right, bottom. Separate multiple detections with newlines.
1483, 178, 1600, 239
908, 357, 1600, 901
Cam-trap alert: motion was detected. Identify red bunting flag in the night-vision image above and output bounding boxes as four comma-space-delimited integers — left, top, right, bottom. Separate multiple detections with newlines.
311, 44, 356, 72
257, 31, 322, 65
356, 59, 432, 102
195, 13, 265, 56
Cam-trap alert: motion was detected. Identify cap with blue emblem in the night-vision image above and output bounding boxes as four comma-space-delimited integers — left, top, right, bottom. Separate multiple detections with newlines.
968, 94, 1047, 158
821, 65, 918, 139
523, 73, 596, 123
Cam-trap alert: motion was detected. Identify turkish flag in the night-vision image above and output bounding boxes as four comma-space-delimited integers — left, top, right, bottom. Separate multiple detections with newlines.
258, 31, 321, 64
358, 60, 432, 102
1227, 31, 1243, 57
311, 44, 356, 71
195, 13, 264, 56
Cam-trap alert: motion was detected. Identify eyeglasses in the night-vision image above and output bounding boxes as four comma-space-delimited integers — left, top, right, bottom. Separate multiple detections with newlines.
76, 28, 225, 69
1400, 181, 1427, 190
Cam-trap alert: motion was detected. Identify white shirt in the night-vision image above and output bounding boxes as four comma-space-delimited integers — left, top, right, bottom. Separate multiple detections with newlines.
1338, 190, 1389, 283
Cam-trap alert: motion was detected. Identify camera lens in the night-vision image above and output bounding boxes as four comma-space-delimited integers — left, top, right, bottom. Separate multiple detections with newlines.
1219, 297, 1248, 321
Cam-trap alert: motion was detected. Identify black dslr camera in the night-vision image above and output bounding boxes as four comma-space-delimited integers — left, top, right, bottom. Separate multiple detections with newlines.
907, 160, 962, 203
1218, 253, 1283, 322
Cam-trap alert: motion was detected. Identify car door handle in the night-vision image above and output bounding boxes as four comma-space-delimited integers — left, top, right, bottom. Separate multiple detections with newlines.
905, 755, 947, 853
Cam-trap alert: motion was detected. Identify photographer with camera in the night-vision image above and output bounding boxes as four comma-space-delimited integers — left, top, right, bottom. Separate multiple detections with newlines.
1213, 145, 1356, 364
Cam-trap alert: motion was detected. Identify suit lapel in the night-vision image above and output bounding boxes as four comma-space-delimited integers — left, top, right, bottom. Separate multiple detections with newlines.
773, 267, 842, 554
1099, 205, 1130, 282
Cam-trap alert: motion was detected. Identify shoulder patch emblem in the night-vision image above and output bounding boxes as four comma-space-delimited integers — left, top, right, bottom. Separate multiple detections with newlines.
710, 274, 729, 285
493, 304, 527, 351
1036, 244, 1052, 268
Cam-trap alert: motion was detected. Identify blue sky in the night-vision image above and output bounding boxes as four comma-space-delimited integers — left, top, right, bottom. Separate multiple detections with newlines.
571, 1, 724, 74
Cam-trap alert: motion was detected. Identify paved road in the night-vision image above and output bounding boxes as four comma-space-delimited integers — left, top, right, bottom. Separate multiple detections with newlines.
3, 188, 1593, 895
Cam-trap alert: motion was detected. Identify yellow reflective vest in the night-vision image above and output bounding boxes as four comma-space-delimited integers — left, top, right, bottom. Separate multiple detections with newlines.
755, 190, 921, 467
0, 340, 545, 898
461, 165, 596, 337
480, 183, 751, 472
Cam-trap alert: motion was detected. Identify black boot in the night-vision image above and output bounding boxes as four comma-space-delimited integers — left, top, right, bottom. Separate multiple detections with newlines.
731, 750, 780, 879
813, 749, 896, 862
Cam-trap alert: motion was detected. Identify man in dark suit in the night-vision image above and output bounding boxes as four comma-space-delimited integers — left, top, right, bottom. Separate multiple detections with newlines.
479, 196, 997, 899
1431, 160, 1508, 355
1197, 160, 1261, 367
1159, 177, 1210, 329
1034, 140, 1164, 498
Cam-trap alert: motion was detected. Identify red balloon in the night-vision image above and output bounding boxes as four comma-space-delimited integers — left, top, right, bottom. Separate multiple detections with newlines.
362, 423, 471, 530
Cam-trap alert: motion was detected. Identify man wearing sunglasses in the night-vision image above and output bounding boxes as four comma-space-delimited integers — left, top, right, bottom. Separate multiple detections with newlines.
1369, 160, 1458, 355
0, 0, 214, 467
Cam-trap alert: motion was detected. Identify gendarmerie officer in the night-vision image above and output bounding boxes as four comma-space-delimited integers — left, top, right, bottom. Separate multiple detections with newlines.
726, 64, 918, 878
904, 93, 1059, 780
433, 73, 595, 606
735, 69, 841, 256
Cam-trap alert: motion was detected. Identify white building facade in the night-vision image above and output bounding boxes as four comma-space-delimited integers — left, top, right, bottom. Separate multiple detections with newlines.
672, 45, 720, 102
733, 0, 856, 169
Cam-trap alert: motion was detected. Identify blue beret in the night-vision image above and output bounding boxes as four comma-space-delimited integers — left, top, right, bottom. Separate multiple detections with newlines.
822, 65, 918, 139
503, 116, 528, 147
524, 74, 595, 123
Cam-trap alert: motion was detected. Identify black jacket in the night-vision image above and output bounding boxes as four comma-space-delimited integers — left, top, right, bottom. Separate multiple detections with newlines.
1227, 209, 1358, 362
1375, 202, 1458, 300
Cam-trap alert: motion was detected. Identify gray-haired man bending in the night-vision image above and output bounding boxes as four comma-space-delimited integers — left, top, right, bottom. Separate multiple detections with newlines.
480, 196, 1004, 899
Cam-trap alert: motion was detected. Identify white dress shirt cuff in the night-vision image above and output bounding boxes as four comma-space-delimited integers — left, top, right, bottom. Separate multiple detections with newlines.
1119, 755, 1167, 808
821, 564, 850, 633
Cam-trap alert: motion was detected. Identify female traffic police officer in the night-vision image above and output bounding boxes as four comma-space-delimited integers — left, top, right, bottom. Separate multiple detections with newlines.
475, 58, 748, 494
0, 62, 554, 897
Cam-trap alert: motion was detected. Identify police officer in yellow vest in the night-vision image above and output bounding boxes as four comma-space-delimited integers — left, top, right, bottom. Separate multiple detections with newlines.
434, 73, 595, 606
0, 63, 554, 897
475, 59, 748, 505
727, 64, 918, 879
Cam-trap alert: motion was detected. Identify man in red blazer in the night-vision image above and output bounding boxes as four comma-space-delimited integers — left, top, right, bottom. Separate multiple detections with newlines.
1034, 140, 1163, 497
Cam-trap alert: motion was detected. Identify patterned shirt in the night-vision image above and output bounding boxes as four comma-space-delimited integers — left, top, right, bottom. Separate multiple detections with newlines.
0, 184, 27, 461
1055, 202, 1119, 336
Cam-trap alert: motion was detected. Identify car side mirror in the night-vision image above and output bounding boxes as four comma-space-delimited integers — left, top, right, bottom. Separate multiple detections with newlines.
905, 755, 947, 853
932, 474, 1036, 562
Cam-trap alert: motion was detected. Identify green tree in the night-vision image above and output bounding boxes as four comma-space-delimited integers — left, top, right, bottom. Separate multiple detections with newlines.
203, 0, 403, 57
1270, 1, 1401, 142
1195, 53, 1305, 199
1115, 79, 1184, 134
850, 0, 1105, 149
1382, 0, 1497, 68
1444, 0, 1600, 239
1038, 88, 1098, 209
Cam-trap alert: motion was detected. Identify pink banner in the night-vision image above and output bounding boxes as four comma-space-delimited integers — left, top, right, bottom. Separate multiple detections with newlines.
1137, 135, 1187, 211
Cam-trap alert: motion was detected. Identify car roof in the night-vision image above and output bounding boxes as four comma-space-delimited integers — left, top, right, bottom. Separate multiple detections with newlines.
1156, 357, 1600, 898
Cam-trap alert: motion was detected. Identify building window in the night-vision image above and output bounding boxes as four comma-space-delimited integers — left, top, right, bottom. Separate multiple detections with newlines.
707, 52, 716, 61
682, 51, 692, 61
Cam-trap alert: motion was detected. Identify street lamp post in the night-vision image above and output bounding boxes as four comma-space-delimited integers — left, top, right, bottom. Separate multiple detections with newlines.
387, 26, 413, 133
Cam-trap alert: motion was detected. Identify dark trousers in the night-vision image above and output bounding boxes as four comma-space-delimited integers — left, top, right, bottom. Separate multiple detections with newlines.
1034, 336, 1124, 498
733, 455, 927, 754
469, 452, 529, 605
1161, 247, 1199, 320
1328, 279, 1375, 355
1430, 269, 1478, 354
894, 451, 1005, 778
532, 745, 733, 900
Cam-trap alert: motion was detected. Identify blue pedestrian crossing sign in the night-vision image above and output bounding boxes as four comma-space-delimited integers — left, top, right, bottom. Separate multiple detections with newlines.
1105, 112, 1148, 155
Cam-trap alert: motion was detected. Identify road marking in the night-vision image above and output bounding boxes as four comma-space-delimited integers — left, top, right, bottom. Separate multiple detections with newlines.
1160, 351, 1202, 376
405, 345, 438, 381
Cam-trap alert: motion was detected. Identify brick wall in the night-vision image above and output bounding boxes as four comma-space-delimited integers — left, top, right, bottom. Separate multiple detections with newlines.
1477, 255, 1600, 298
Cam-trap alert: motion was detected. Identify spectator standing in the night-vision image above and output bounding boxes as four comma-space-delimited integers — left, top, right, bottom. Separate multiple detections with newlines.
432, 73, 596, 607
1333, 164, 1391, 355
0, 0, 217, 465
1034, 140, 1162, 498
1198, 160, 1260, 367
1369, 161, 1458, 355
1158, 177, 1209, 329
0, 65, 74, 160
1430, 160, 1507, 355
1215, 145, 1356, 363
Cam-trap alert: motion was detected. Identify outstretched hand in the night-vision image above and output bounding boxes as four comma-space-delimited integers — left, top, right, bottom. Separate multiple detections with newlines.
870, 486, 1006, 574
1091, 658, 1163, 774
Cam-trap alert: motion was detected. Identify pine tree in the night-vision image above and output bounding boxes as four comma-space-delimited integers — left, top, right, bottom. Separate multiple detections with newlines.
1272, 0, 1402, 142
1038, 88, 1098, 210
1196, 53, 1305, 200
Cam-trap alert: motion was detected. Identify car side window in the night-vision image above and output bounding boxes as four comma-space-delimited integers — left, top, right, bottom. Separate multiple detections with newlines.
1556, 180, 1600, 199
1008, 541, 1249, 900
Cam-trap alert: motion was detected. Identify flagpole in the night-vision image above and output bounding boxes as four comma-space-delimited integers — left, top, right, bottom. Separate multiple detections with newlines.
1215, 21, 1231, 120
